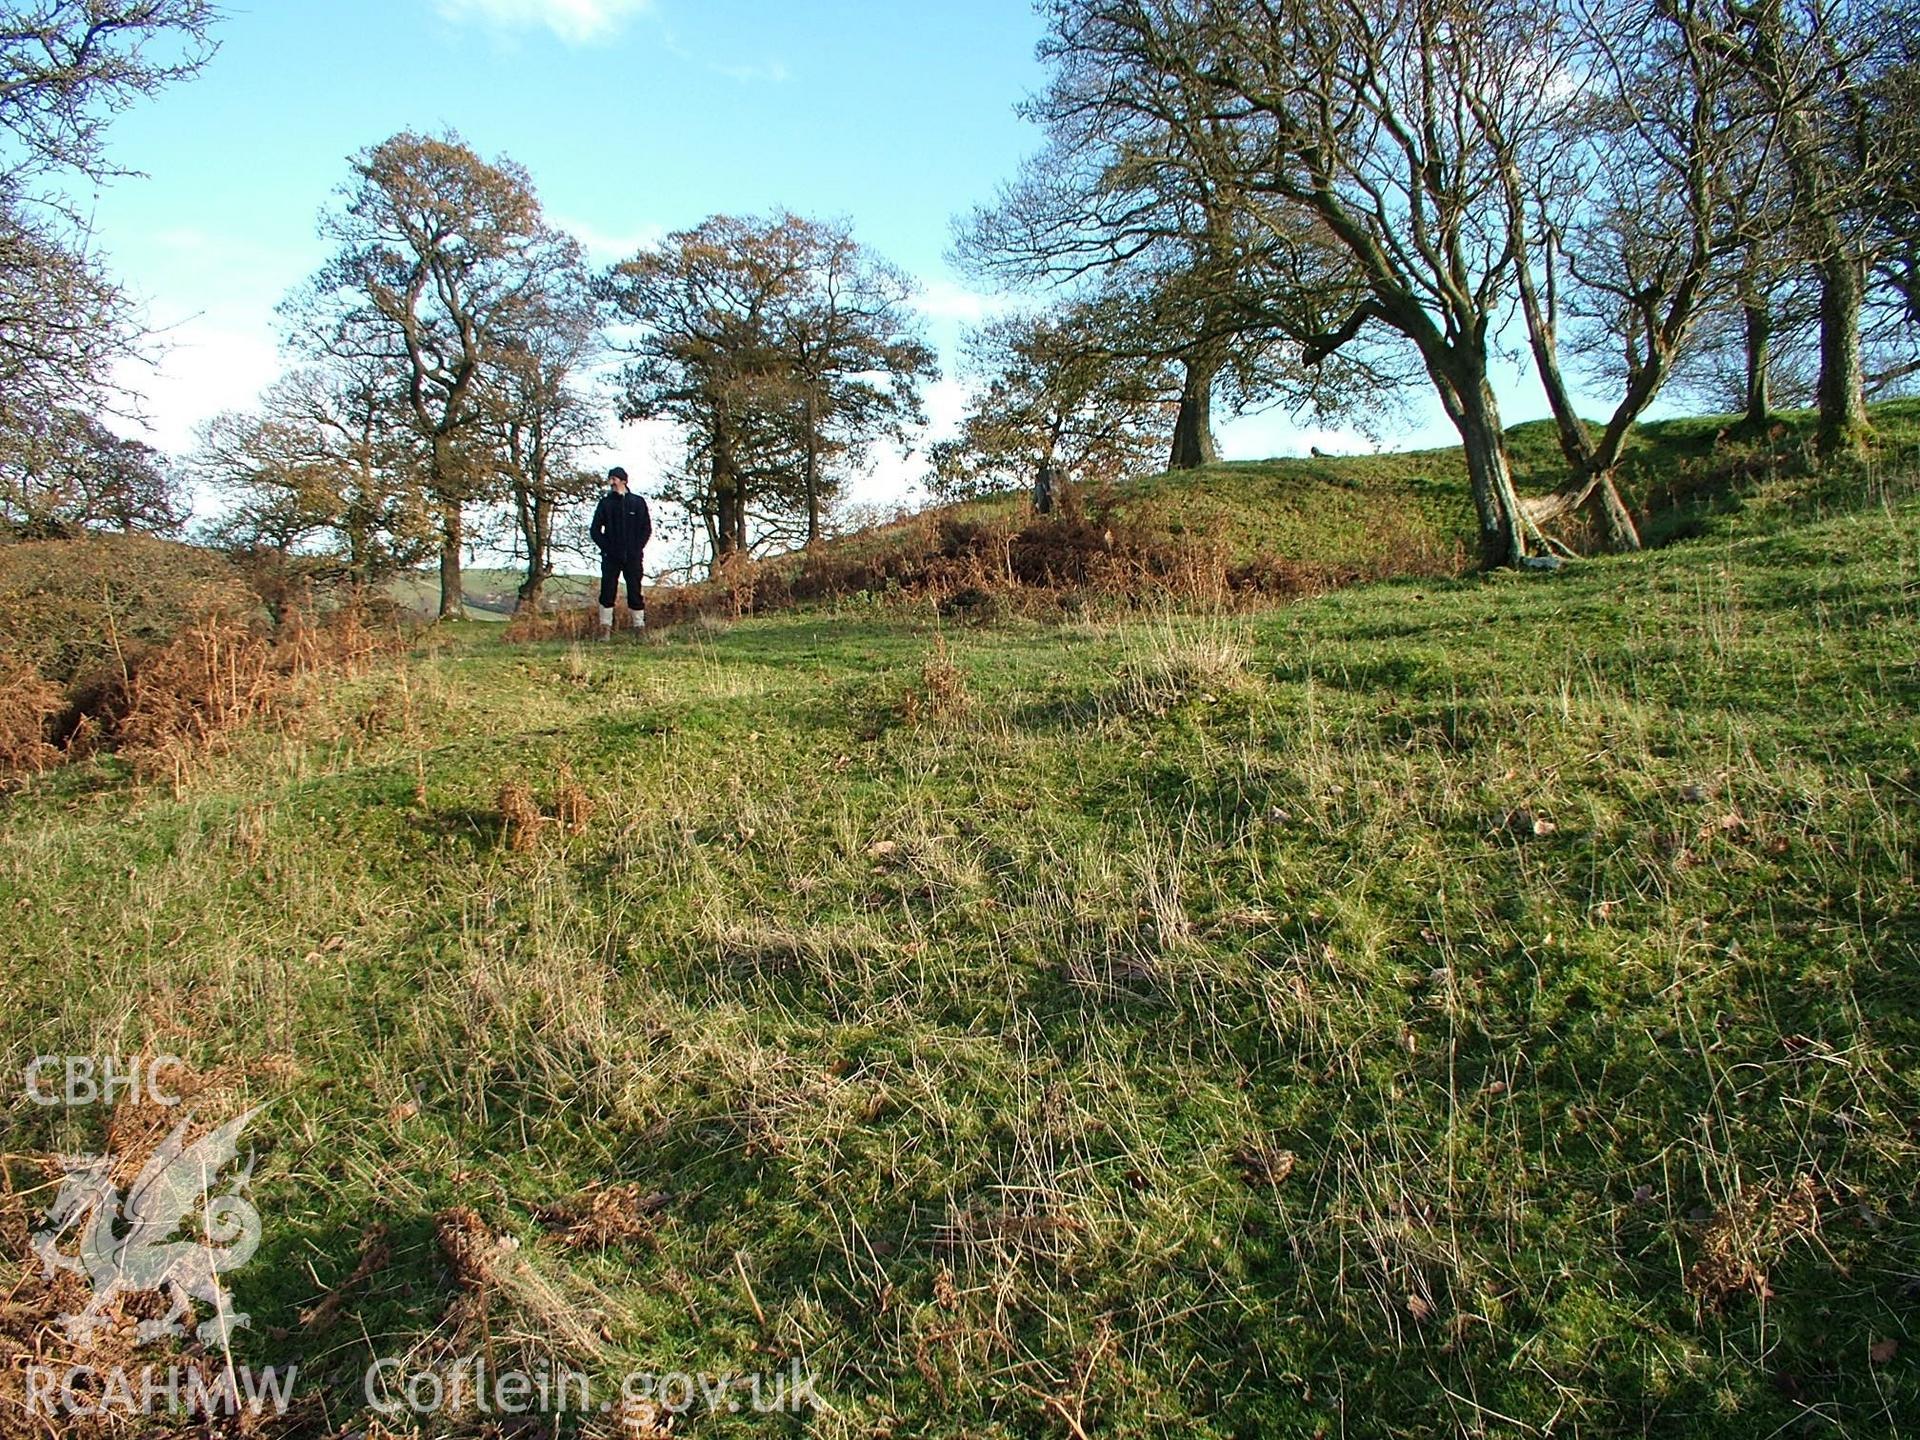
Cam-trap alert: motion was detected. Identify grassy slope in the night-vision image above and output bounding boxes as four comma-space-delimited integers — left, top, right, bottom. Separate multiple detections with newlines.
768, 400, 1920, 591
2, 438, 1918, 1437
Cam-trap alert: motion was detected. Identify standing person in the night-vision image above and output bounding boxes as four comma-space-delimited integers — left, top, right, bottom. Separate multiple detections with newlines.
590, 466, 652, 638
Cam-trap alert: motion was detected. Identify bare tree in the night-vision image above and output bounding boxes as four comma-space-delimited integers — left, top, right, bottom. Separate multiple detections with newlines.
190, 363, 434, 586
1710, 0, 1898, 453
956, 30, 1379, 473
776, 218, 936, 546
1670, 252, 1821, 420
1860, 31, 1920, 397
486, 243, 603, 612
0, 203, 141, 454
0, 1, 219, 185
0, 1, 220, 459
1494, 0, 1788, 547
1044, 0, 1581, 566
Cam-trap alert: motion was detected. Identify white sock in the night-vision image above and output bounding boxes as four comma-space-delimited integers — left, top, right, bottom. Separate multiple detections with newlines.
598, 605, 614, 629
632, 609, 646, 629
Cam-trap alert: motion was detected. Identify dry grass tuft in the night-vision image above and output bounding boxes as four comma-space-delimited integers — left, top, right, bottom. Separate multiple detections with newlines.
436, 1205, 501, 1295
1112, 620, 1255, 715
534, 1183, 669, 1250
431, 1205, 615, 1369
555, 764, 596, 835
113, 615, 283, 760
902, 636, 971, 726
101, 604, 397, 783
497, 780, 544, 852
0, 654, 63, 777
1687, 1173, 1825, 1311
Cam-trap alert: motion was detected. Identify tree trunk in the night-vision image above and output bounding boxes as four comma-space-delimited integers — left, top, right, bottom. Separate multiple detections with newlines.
438, 502, 463, 619
1508, 202, 1645, 553
712, 486, 741, 572
1167, 355, 1220, 470
1032, 461, 1054, 514
1743, 292, 1773, 431
1511, 224, 1598, 476
515, 497, 549, 613
1815, 251, 1869, 455
513, 477, 545, 614
1434, 367, 1527, 569
711, 424, 742, 575
804, 394, 822, 548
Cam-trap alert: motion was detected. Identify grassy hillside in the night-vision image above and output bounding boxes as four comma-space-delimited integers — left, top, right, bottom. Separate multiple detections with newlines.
2, 440, 1915, 1436
667, 401, 1920, 622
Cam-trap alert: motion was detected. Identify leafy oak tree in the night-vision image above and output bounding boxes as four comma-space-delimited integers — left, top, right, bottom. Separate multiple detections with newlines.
284, 130, 574, 616
929, 306, 1176, 503
604, 212, 934, 570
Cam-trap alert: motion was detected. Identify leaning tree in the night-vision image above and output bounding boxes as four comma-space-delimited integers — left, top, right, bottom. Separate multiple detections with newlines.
1042, 0, 1573, 566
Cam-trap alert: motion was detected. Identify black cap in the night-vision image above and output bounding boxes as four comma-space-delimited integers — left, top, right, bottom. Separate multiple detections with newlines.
608, 466, 628, 481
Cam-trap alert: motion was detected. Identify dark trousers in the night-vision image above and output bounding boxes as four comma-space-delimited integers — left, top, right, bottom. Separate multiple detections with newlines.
598, 552, 644, 609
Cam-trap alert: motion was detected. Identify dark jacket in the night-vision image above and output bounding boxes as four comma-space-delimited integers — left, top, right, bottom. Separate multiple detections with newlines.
591, 489, 652, 558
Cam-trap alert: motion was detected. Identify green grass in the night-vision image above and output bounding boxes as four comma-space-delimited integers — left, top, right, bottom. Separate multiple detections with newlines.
3, 442, 1917, 1437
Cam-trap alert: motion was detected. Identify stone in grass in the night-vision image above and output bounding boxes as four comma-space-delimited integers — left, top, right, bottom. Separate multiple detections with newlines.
1234, 1145, 1297, 1189
1503, 808, 1558, 838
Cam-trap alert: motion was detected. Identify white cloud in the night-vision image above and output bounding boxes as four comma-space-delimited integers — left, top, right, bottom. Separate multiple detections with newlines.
912, 279, 1019, 326
920, 377, 971, 439
553, 215, 666, 263
109, 319, 282, 460
433, 0, 652, 44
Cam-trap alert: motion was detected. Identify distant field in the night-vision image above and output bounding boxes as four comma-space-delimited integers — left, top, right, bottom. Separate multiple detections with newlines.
4, 428, 1915, 1436
384, 567, 597, 619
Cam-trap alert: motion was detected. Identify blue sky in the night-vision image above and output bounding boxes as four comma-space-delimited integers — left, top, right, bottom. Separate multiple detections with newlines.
88, 0, 1487, 518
